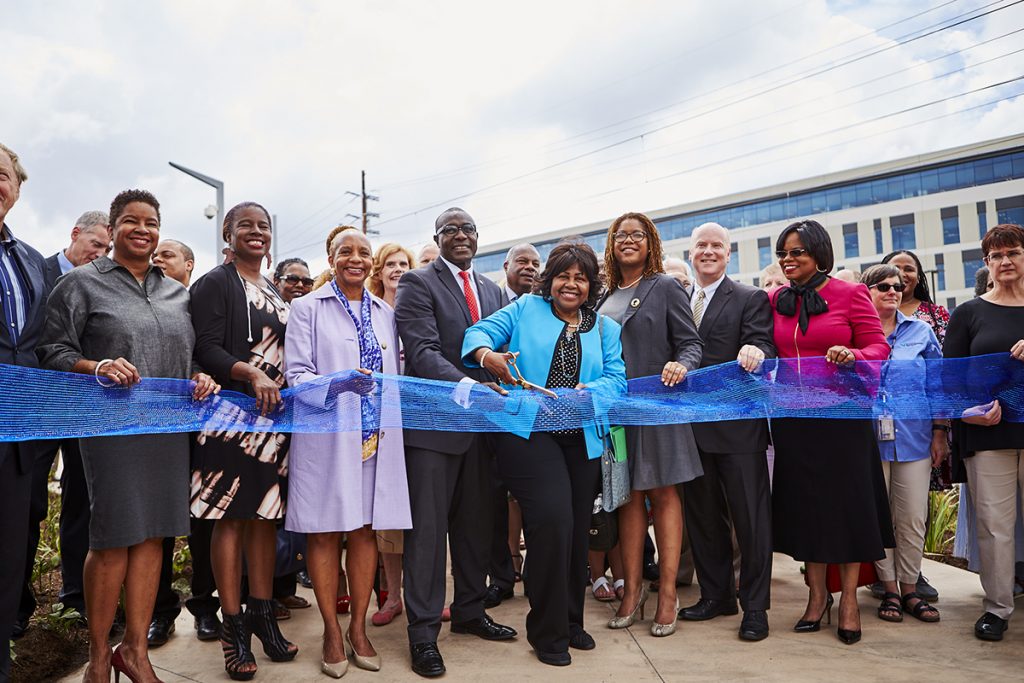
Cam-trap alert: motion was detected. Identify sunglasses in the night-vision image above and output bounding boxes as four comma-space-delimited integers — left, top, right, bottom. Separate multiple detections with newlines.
775, 248, 808, 259
280, 275, 314, 287
869, 282, 906, 293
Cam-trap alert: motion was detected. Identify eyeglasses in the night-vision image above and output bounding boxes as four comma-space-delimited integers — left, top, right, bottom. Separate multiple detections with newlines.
613, 231, 647, 243
984, 249, 1024, 264
869, 282, 906, 293
775, 248, 808, 259
280, 275, 314, 287
436, 223, 477, 237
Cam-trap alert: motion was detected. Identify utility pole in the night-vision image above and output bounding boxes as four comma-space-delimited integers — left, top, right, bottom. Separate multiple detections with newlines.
168, 162, 224, 261
347, 171, 380, 235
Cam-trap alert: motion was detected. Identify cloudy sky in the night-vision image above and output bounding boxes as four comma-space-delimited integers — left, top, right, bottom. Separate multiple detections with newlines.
6, 0, 1024, 275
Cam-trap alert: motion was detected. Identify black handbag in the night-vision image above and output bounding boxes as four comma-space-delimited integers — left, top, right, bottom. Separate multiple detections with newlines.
589, 497, 618, 552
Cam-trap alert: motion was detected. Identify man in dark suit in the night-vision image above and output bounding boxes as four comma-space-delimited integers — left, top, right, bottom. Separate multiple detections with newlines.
680, 222, 776, 641
15, 210, 109, 639
0, 142, 52, 681
395, 208, 516, 677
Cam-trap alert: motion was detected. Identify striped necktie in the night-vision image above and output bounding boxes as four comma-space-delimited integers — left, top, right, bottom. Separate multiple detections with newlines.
692, 288, 706, 329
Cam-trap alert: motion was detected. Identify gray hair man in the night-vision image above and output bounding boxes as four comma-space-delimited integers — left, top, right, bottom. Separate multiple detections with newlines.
502, 243, 541, 302
44, 210, 110, 289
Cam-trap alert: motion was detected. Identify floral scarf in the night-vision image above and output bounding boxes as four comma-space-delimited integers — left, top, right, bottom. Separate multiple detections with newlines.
331, 281, 383, 460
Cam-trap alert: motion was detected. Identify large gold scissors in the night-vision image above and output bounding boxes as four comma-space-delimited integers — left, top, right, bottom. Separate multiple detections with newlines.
507, 352, 558, 398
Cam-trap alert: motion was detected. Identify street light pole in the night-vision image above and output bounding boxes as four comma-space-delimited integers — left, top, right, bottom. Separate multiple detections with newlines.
169, 162, 224, 260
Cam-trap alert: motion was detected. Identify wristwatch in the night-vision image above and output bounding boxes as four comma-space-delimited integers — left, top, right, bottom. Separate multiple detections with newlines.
931, 424, 950, 433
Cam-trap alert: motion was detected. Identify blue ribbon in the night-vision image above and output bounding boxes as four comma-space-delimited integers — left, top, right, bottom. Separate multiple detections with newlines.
3, 353, 1021, 442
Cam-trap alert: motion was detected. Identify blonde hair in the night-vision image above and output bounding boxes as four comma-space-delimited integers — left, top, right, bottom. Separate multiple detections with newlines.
0, 143, 28, 184
368, 243, 416, 299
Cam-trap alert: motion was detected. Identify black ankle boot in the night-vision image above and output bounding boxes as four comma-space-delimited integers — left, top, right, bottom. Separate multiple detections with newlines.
245, 597, 298, 662
221, 612, 256, 681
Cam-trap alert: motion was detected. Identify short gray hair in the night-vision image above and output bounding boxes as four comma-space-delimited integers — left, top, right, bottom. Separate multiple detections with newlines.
0, 143, 28, 184
860, 264, 900, 288
505, 243, 539, 263
75, 210, 109, 232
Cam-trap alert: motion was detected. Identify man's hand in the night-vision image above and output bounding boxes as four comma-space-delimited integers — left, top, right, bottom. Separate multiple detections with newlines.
737, 345, 765, 373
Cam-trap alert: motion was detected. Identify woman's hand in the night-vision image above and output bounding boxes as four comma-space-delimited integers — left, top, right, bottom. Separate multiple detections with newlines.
962, 400, 1002, 427
737, 345, 765, 373
1011, 339, 1024, 362
661, 361, 687, 387
191, 373, 221, 401
930, 430, 950, 467
476, 348, 516, 385
97, 357, 141, 386
825, 345, 856, 366
250, 368, 282, 416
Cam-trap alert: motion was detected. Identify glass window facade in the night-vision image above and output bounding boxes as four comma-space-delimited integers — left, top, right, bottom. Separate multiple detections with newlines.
473, 147, 1024, 272
962, 248, 985, 288
935, 253, 945, 291
757, 237, 772, 268
874, 219, 883, 254
727, 243, 739, 275
996, 196, 1024, 226
978, 201, 988, 239
940, 207, 959, 245
890, 214, 916, 250
842, 223, 859, 258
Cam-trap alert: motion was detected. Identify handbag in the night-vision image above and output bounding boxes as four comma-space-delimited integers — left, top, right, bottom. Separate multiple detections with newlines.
589, 503, 618, 551
600, 425, 631, 512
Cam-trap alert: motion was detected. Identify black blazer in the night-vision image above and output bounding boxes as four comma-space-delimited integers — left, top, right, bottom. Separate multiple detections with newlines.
688, 276, 776, 453
395, 258, 506, 454
0, 230, 49, 472
43, 252, 63, 292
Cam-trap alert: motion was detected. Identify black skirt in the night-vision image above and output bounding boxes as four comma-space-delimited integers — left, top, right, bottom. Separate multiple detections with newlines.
771, 418, 895, 563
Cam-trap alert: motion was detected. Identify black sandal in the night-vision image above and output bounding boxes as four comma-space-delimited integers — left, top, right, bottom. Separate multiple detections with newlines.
902, 592, 940, 623
246, 597, 299, 661
221, 612, 257, 681
877, 592, 903, 623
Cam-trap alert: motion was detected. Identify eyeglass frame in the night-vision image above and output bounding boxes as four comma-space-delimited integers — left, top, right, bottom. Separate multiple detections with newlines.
983, 249, 1024, 264
612, 230, 648, 244
436, 223, 478, 237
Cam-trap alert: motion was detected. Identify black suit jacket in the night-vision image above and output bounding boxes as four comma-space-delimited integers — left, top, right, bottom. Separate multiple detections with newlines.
0, 229, 50, 472
43, 252, 63, 293
395, 258, 506, 454
689, 276, 776, 453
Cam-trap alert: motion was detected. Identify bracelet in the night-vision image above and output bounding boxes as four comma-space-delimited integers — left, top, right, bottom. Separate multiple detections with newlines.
478, 349, 493, 366
931, 424, 950, 432
94, 359, 117, 387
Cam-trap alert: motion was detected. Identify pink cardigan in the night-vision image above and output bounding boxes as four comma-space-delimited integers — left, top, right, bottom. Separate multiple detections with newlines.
770, 278, 889, 361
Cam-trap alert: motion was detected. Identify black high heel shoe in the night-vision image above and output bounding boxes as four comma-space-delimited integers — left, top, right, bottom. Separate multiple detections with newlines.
245, 597, 299, 662
793, 593, 834, 633
837, 627, 862, 645
220, 612, 257, 681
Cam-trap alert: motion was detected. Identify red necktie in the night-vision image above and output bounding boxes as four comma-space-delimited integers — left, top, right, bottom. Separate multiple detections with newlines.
459, 270, 480, 323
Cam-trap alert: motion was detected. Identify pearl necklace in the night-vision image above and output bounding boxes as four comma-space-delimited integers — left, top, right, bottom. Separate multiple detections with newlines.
621, 274, 644, 289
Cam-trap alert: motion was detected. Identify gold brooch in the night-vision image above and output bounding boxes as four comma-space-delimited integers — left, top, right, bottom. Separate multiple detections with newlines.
630, 298, 640, 308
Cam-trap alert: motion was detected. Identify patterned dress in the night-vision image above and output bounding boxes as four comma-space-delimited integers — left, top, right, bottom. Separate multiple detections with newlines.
191, 278, 291, 520
912, 300, 952, 489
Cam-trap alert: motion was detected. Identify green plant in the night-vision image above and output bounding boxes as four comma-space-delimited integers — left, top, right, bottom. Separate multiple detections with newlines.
172, 542, 192, 576
41, 603, 82, 637
924, 488, 959, 554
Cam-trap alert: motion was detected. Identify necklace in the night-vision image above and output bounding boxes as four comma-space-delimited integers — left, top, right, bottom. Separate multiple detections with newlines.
620, 273, 644, 289
563, 309, 583, 338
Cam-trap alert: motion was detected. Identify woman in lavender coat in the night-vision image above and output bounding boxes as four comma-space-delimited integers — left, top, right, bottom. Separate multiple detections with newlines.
284, 229, 411, 677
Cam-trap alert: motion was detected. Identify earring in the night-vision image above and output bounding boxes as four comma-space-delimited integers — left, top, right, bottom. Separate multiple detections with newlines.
816, 265, 828, 273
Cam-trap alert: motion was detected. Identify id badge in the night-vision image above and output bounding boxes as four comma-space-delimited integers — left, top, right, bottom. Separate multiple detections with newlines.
876, 415, 895, 442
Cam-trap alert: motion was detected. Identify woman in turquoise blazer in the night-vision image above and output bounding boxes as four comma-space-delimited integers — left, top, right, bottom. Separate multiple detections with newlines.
462, 242, 625, 667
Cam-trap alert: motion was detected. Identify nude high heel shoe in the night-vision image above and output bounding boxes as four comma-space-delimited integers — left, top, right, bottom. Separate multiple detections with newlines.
345, 631, 382, 672
650, 598, 680, 637
608, 584, 648, 629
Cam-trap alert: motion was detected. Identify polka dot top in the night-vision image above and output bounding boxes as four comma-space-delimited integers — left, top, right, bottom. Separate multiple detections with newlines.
545, 305, 597, 435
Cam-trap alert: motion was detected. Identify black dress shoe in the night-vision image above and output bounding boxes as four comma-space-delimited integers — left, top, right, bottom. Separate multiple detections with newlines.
739, 610, 769, 641
451, 614, 517, 640
569, 627, 596, 650
679, 598, 739, 621
975, 612, 1008, 641
917, 573, 939, 602
147, 615, 176, 647
483, 584, 514, 609
296, 569, 313, 589
536, 649, 571, 666
11, 616, 29, 639
195, 613, 221, 641
410, 642, 446, 677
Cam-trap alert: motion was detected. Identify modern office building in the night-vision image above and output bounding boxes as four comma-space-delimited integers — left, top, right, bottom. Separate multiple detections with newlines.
475, 133, 1024, 308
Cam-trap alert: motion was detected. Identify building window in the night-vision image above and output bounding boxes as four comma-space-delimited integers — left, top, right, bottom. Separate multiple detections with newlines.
890, 214, 916, 250
940, 207, 959, 245
947, 297, 957, 311
753, 277, 760, 288
873, 219, 883, 254
996, 195, 1024, 226
757, 237, 772, 269
842, 223, 859, 258
977, 201, 988, 239
727, 243, 739, 275
962, 248, 985, 287
935, 253, 945, 292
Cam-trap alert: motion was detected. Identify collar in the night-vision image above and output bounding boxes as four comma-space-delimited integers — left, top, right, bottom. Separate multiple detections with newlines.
505, 284, 522, 302
92, 255, 163, 278
439, 255, 474, 280
693, 272, 726, 297
57, 250, 75, 274
0, 223, 17, 248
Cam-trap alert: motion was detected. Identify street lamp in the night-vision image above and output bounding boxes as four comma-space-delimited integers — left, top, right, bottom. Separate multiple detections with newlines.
169, 161, 224, 259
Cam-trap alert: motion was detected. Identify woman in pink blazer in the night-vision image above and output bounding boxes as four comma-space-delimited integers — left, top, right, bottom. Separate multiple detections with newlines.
284, 229, 411, 678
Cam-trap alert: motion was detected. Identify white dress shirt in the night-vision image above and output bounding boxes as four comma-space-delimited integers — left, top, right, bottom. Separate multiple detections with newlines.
690, 272, 726, 310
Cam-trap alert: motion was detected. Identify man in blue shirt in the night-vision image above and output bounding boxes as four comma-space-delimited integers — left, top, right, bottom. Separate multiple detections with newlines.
0, 142, 50, 681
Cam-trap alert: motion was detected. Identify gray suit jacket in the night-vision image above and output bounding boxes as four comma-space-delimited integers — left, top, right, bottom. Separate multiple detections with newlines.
688, 276, 775, 453
395, 258, 507, 454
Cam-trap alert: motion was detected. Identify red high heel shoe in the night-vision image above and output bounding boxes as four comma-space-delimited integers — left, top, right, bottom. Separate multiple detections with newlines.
111, 645, 155, 683
336, 595, 351, 614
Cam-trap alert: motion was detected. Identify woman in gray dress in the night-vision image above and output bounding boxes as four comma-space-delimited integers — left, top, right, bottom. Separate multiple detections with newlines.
38, 189, 219, 683
596, 212, 703, 637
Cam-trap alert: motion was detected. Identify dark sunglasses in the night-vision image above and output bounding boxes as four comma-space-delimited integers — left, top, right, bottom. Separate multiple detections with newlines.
869, 282, 906, 293
436, 223, 477, 237
280, 274, 314, 287
775, 248, 808, 259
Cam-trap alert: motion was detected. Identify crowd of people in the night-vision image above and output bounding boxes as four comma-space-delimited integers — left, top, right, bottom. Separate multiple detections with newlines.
0, 140, 1023, 682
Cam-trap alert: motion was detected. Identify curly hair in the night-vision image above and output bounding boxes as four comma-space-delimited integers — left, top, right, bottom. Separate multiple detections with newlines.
368, 243, 415, 299
603, 212, 665, 291
110, 189, 160, 227
222, 201, 271, 243
273, 257, 309, 281
535, 240, 601, 308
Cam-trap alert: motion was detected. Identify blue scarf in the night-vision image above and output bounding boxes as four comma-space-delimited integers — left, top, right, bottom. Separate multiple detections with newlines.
331, 281, 383, 458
